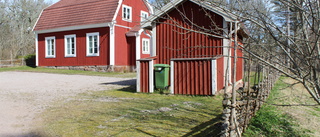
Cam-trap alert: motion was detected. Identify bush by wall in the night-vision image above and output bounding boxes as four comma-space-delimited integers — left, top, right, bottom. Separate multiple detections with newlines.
24, 54, 36, 67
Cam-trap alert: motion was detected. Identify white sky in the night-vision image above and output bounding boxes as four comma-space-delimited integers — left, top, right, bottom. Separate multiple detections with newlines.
44, 0, 60, 4
45, 0, 152, 4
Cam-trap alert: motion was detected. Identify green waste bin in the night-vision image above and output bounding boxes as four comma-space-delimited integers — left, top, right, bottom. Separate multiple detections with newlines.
154, 64, 170, 89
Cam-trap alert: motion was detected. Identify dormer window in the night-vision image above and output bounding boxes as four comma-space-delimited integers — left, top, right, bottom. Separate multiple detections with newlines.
141, 11, 148, 22
122, 5, 132, 22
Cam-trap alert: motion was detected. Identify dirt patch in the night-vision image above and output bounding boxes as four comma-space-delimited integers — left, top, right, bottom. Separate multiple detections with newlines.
273, 78, 320, 136
0, 72, 135, 137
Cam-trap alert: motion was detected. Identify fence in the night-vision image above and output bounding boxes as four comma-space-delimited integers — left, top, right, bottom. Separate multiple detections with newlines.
221, 64, 280, 137
0, 58, 24, 67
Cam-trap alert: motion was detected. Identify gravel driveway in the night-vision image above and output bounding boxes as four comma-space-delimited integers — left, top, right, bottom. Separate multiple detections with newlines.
0, 71, 135, 137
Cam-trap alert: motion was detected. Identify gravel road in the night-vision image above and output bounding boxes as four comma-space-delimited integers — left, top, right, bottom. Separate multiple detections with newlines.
0, 71, 135, 137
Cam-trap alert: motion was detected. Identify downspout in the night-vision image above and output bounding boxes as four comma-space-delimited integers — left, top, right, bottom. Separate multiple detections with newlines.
35, 32, 39, 66
110, 21, 116, 67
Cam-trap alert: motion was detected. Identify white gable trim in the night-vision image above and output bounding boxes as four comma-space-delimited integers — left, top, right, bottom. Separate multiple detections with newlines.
112, 0, 123, 21
143, 0, 154, 14
32, 1, 55, 32
190, 0, 237, 21
142, 0, 237, 28
32, 9, 44, 32
34, 23, 112, 34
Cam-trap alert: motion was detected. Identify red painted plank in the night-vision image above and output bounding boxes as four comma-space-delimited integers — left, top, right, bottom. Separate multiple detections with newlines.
38, 27, 110, 66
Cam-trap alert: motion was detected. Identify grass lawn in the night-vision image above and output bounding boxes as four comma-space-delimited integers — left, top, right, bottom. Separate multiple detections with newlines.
243, 76, 319, 137
40, 87, 223, 137
0, 66, 136, 78
0, 66, 223, 136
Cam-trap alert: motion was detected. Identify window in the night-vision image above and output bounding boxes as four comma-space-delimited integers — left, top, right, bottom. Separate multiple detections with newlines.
141, 11, 148, 22
142, 38, 150, 54
86, 32, 99, 56
64, 34, 76, 57
122, 5, 132, 21
45, 36, 55, 58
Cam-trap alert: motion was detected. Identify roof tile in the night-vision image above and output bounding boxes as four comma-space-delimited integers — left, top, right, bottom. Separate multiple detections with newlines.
34, 0, 119, 31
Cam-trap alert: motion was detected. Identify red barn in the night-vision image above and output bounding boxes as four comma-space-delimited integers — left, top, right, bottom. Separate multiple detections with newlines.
33, 0, 152, 72
137, 0, 248, 95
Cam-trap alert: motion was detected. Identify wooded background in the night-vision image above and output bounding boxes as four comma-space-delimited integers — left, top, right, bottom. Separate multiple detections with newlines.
0, 0, 49, 60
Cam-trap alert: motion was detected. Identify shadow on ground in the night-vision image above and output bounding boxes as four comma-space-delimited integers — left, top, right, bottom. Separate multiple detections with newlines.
1, 132, 45, 137
100, 79, 136, 86
100, 79, 137, 93
182, 114, 223, 137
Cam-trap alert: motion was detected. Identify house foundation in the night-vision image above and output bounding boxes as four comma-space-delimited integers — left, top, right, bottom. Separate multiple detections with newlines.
44, 65, 136, 73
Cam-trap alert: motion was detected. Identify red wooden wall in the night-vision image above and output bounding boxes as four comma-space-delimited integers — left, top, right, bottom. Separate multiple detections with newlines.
114, 27, 137, 66
140, 32, 152, 59
139, 60, 150, 93
173, 59, 213, 95
231, 41, 244, 82
38, 27, 110, 66
114, 0, 151, 65
115, 0, 150, 28
216, 57, 225, 91
156, 1, 224, 65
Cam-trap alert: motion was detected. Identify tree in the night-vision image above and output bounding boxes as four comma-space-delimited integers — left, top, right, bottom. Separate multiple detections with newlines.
0, 0, 49, 60
232, 0, 320, 104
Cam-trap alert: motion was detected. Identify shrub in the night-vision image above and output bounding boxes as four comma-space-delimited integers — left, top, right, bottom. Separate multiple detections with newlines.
24, 54, 36, 67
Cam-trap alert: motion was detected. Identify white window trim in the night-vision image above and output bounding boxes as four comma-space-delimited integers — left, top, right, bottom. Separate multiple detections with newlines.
142, 38, 150, 54
86, 32, 100, 56
64, 34, 76, 57
122, 5, 132, 22
45, 36, 56, 58
141, 11, 149, 22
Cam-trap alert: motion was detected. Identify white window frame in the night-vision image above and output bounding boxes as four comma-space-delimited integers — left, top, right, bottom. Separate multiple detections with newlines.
64, 34, 76, 57
142, 38, 150, 54
45, 36, 56, 58
122, 5, 132, 22
86, 32, 100, 56
141, 11, 149, 22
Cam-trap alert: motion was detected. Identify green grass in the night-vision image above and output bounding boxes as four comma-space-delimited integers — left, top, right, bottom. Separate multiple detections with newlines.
243, 71, 263, 87
243, 105, 310, 137
243, 76, 312, 137
0, 66, 136, 78
40, 87, 223, 137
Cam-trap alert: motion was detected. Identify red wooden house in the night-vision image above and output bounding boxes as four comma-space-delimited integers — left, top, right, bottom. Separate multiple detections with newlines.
33, 0, 152, 72
137, 0, 248, 95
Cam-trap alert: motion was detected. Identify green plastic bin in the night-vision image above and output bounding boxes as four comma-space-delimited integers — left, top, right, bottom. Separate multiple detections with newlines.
154, 64, 170, 89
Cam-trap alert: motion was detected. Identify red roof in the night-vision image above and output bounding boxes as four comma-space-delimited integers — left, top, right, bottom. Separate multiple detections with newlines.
34, 0, 119, 31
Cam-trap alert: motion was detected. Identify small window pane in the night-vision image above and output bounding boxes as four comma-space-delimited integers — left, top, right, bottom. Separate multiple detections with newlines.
86, 33, 99, 56
123, 5, 131, 21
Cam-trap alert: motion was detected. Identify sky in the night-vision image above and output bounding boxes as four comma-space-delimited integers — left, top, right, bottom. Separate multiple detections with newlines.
44, 0, 153, 4
45, 0, 60, 4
